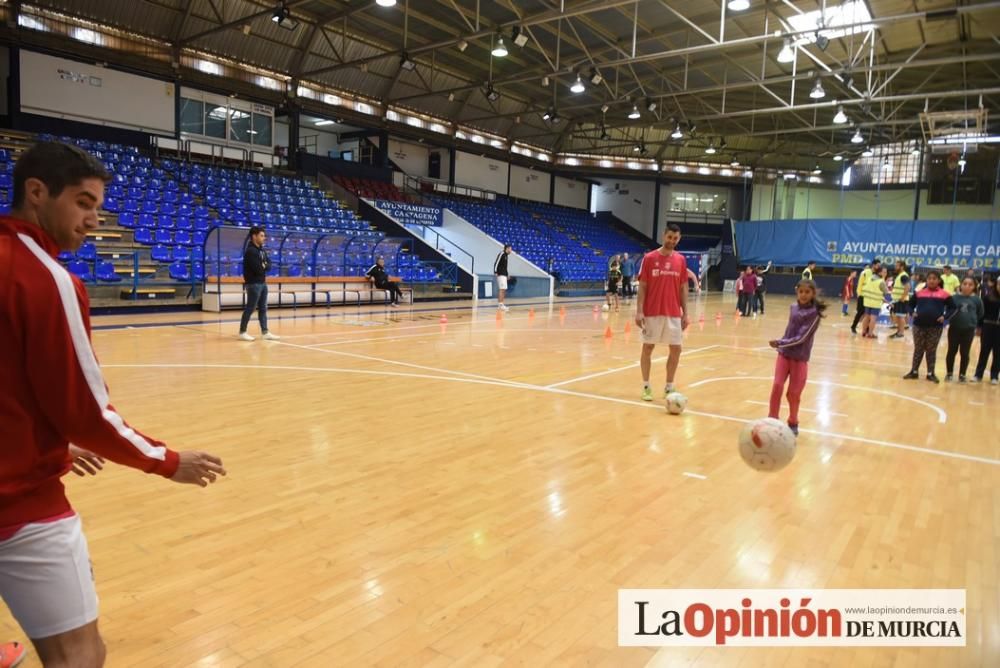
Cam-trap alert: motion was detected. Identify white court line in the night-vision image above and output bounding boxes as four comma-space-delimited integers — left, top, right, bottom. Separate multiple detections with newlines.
545, 345, 718, 389
682, 472, 708, 480
101, 362, 1000, 467
273, 340, 536, 388
690, 376, 947, 424
307, 331, 446, 347
744, 399, 847, 418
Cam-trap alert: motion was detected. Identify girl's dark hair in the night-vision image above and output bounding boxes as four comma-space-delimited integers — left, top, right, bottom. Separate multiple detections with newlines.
795, 279, 828, 318
926, 270, 941, 283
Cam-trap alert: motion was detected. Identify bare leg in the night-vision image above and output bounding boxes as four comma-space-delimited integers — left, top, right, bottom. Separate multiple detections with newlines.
498, 289, 506, 306
640, 343, 655, 383
32, 620, 106, 668
666, 344, 682, 384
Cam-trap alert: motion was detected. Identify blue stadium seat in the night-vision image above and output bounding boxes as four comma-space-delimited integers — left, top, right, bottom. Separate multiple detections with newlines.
134, 228, 154, 245
67, 260, 93, 281
168, 261, 190, 281
77, 243, 97, 261
95, 261, 122, 282
151, 245, 172, 262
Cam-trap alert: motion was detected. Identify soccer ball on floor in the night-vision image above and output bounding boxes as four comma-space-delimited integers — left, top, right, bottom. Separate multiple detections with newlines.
602, 304, 610, 311
738, 418, 797, 472
665, 391, 687, 415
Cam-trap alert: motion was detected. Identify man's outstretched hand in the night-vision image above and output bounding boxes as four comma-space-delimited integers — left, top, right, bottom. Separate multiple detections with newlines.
68, 445, 104, 477
171, 452, 227, 487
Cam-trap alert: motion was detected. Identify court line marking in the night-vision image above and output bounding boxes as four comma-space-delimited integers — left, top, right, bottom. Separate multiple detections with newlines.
690, 376, 947, 424
682, 472, 708, 480
544, 345, 718, 389
100, 363, 999, 467
744, 399, 848, 418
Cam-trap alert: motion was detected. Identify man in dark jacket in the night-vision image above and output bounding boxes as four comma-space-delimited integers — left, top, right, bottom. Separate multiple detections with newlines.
494, 244, 511, 311
239, 226, 279, 341
366, 256, 404, 307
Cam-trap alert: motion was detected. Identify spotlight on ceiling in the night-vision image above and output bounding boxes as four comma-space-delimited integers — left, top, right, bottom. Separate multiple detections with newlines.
570, 74, 585, 94
832, 154, 843, 161
542, 109, 552, 121
728, 0, 750, 10
271, 2, 299, 30
400, 53, 416, 71
812, 164, 822, 174
447, 92, 455, 101
850, 128, 864, 144
910, 143, 921, 156
600, 103, 609, 114
492, 37, 508, 58
456, 40, 468, 52
833, 105, 848, 124
541, 76, 550, 87
705, 142, 717, 155
600, 125, 610, 141
551, 111, 561, 124
628, 104, 640, 120
809, 77, 825, 99
815, 33, 830, 51
640, 144, 648, 156
730, 158, 740, 167
633, 143, 641, 153
590, 68, 603, 85
511, 26, 529, 47
777, 38, 795, 64
839, 70, 853, 87
646, 98, 657, 112
671, 124, 683, 139
861, 147, 874, 157
958, 154, 967, 171
483, 83, 499, 102
375, 0, 397, 6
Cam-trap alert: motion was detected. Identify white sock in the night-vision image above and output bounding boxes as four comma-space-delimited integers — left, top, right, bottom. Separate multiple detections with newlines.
643, 382, 651, 389
665, 383, 675, 393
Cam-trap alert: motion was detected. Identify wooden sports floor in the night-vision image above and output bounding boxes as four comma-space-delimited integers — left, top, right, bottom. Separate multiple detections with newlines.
4, 293, 998, 667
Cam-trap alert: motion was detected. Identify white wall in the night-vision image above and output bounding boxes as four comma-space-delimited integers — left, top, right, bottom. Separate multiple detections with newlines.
554, 176, 588, 210
592, 178, 656, 238
21, 51, 174, 134
509, 165, 550, 203
433, 149, 451, 182
454, 150, 509, 193
387, 137, 429, 177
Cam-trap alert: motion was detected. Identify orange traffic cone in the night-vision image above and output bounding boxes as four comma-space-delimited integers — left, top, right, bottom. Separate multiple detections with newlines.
439, 314, 448, 324
604, 326, 613, 339
592, 304, 600, 313
496, 309, 503, 320
560, 306, 567, 317
528, 307, 535, 318
624, 321, 632, 334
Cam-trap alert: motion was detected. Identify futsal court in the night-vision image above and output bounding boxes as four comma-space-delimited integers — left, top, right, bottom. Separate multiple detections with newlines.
3, 293, 996, 667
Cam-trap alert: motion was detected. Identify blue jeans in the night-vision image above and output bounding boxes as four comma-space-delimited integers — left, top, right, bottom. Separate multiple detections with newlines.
240, 283, 269, 334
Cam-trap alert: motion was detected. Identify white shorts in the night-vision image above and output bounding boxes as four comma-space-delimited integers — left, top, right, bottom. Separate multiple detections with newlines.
0, 514, 98, 639
641, 316, 684, 345
496, 275, 508, 291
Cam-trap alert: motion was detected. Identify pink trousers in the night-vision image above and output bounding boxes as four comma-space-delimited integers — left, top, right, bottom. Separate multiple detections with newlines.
768, 354, 809, 425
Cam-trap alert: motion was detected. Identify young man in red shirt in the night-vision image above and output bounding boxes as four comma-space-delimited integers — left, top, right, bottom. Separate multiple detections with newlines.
635, 223, 690, 401
0, 142, 226, 667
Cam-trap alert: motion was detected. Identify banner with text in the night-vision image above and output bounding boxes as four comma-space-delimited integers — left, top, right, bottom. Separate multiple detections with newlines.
619, 589, 966, 647
376, 200, 443, 226
735, 219, 1000, 268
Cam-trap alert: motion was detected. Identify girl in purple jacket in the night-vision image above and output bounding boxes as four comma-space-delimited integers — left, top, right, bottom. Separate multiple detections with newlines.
768, 279, 827, 436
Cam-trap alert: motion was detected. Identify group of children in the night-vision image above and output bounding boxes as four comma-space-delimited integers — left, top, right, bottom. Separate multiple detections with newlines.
735, 262, 774, 317
766, 263, 1000, 438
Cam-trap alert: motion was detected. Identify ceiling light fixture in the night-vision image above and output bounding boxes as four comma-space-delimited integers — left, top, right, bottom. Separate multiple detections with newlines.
861, 147, 873, 157
832, 154, 843, 161
809, 77, 825, 99
777, 38, 795, 63
400, 53, 415, 71
491, 37, 508, 58
727, 0, 750, 11
512, 26, 529, 47
590, 68, 603, 85
812, 164, 822, 174
375, 0, 397, 6
671, 124, 683, 139
850, 128, 864, 144
833, 105, 848, 124
730, 159, 740, 167
570, 75, 585, 94
600, 103, 609, 114
456, 40, 468, 52
646, 98, 657, 112
628, 104, 640, 120
483, 83, 499, 102
541, 76, 550, 87
910, 144, 921, 156
705, 143, 716, 154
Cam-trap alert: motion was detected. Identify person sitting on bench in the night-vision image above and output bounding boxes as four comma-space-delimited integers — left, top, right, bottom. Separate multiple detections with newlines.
366, 256, 404, 306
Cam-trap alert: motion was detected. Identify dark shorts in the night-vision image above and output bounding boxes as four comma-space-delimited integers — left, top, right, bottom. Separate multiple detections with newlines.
892, 301, 911, 315
607, 282, 620, 294
865, 307, 882, 316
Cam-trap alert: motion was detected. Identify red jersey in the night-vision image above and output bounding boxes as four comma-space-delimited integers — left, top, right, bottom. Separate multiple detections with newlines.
842, 276, 854, 300
0, 217, 179, 537
637, 249, 688, 317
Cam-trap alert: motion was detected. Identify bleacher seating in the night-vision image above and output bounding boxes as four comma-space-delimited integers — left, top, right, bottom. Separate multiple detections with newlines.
0, 132, 446, 292
333, 175, 415, 203
432, 196, 649, 282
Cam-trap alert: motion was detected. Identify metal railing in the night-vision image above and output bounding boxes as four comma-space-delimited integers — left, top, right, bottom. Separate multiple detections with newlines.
405, 224, 475, 274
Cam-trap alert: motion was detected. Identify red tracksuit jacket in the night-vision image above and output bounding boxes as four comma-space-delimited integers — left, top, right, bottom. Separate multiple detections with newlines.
0, 216, 179, 537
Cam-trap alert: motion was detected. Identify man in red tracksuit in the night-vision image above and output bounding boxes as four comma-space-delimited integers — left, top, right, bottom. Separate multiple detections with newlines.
0, 142, 226, 667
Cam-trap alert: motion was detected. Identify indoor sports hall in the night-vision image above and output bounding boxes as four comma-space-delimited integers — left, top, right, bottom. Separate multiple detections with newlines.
0, 0, 998, 667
